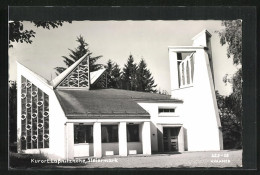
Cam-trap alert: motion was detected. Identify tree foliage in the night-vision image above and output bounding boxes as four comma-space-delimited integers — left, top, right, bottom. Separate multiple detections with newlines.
105, 59, 122, 89
216, 91, 242, 149
121, 54, 138, 91
121, 54, 157, 92
55, 35, 103, 75
9, 81, 17, 145
9, 21, 71, 48
216, 20, 242, 66
136, 59, 157, 92
216, 20, 242, 149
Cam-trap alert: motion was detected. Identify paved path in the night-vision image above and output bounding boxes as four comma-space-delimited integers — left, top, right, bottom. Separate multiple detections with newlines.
61, 150, 242, 168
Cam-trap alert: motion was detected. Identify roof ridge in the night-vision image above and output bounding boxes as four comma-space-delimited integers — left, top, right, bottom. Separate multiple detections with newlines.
103, 88, 170, 96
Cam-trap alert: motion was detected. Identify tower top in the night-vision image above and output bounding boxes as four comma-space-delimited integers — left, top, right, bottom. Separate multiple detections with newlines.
192, 29, 212, 47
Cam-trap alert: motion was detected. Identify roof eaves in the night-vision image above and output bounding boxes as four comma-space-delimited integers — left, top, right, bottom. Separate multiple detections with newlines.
66, 113, 150, 119
134, 99, 183, 103
17, 61, 53, 89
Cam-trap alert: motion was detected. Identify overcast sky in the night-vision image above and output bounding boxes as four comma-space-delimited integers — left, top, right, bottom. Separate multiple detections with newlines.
9, 20, 239, 96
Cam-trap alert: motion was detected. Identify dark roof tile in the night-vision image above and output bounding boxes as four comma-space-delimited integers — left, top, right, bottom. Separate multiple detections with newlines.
54, 88, 182, 119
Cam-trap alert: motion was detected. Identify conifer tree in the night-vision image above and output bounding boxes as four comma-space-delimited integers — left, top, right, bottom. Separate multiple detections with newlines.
121, 54, 138, 91
55, 35, 102, 74
136, 59, 157, 92
105, 59, 122, 89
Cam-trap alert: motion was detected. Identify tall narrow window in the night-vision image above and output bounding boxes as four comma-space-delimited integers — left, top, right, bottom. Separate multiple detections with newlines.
190, 55, 194, 82
21, 76, 49, 150
127, 125, 139, 142
178, 52, 194, 88
186, 61, 190, 84
181, 63, 185, 85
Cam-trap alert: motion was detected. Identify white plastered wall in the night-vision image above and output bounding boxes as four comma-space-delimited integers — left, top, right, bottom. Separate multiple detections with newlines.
138, 102, 184, 152
17, 62, 67, 159
65, 119, 150, 158
168, 35, 223, 151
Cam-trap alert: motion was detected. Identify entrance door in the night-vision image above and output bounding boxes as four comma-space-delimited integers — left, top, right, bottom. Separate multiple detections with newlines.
163, 127, 180, 152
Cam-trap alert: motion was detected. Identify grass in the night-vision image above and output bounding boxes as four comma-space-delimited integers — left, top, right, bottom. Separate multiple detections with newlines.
9, 149, 242, 169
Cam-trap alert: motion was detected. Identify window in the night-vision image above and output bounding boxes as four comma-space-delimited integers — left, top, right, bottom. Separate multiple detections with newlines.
74, 125, 93, 144
158, 108, 175, 113
178, 52, 194, 88
20, 76, 49, 150
101, 125, 118, 143
127, 125, 139, 142
58, 57, 89, 88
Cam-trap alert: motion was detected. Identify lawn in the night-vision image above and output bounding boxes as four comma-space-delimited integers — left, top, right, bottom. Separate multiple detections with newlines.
10, 150, 242, 169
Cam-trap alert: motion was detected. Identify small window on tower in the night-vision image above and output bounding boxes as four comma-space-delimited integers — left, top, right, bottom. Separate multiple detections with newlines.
158, 108, 175, 114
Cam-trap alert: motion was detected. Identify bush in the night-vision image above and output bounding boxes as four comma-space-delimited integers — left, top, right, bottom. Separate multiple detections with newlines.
9, 152, 48, 169
216, 91, 242, 150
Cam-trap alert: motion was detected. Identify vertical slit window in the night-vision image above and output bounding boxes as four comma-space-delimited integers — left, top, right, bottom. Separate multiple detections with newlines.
190, 55, 194, 82
186, 60, 190, 85
181, 63, 185, 86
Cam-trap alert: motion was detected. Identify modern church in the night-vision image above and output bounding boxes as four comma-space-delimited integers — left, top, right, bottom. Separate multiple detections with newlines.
17, 30, 223, 159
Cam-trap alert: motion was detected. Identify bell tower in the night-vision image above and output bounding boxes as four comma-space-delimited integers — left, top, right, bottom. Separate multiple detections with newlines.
168, 30, 223, 151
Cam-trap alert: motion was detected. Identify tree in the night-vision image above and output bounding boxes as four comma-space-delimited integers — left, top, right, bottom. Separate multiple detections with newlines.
105, 59, 122, 89
9, 20, 70, 151
9, 81, 17, 147
55, 35, 103, 75
217, 20, 242, 66
121, 54, 138, 91
136, 59, 157, 92
216, 20, 242, 149
216, 91, 242, 149
9, 21, 71, 48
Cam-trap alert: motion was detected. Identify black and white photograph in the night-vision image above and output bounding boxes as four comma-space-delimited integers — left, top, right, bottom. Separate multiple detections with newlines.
7, 7, 255, 169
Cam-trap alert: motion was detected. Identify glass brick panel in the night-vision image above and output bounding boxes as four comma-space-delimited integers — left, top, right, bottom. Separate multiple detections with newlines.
20, 76, 49, 150
58, 57, 89, 88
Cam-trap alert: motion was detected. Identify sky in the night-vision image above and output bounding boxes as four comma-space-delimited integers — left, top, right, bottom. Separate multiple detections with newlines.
9, 20, 239, 96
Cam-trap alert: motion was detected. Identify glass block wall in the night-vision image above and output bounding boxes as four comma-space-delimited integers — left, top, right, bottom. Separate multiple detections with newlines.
58, 57, 89, 88
21, 76, 49, 150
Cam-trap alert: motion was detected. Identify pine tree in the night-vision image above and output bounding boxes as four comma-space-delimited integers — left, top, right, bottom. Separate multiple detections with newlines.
105, 59, 122, 89
137, 59, 157, 92
55, 35, 102, 74
121, 54, 138, 91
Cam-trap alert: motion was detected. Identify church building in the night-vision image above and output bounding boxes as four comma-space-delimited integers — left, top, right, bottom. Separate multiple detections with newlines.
17, 30, 223, 159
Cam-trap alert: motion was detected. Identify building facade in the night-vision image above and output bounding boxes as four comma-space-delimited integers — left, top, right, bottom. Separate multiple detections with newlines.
16, 30, 223, 159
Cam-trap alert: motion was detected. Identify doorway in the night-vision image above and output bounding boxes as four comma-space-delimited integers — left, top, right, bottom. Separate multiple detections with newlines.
163, 127, 181, 152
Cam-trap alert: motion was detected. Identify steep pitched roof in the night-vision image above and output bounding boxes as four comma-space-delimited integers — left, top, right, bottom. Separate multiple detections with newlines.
17, 61, 53, 88
55, 88, 182, 119
90, 68, 106, 85
51, 54, 89, 88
